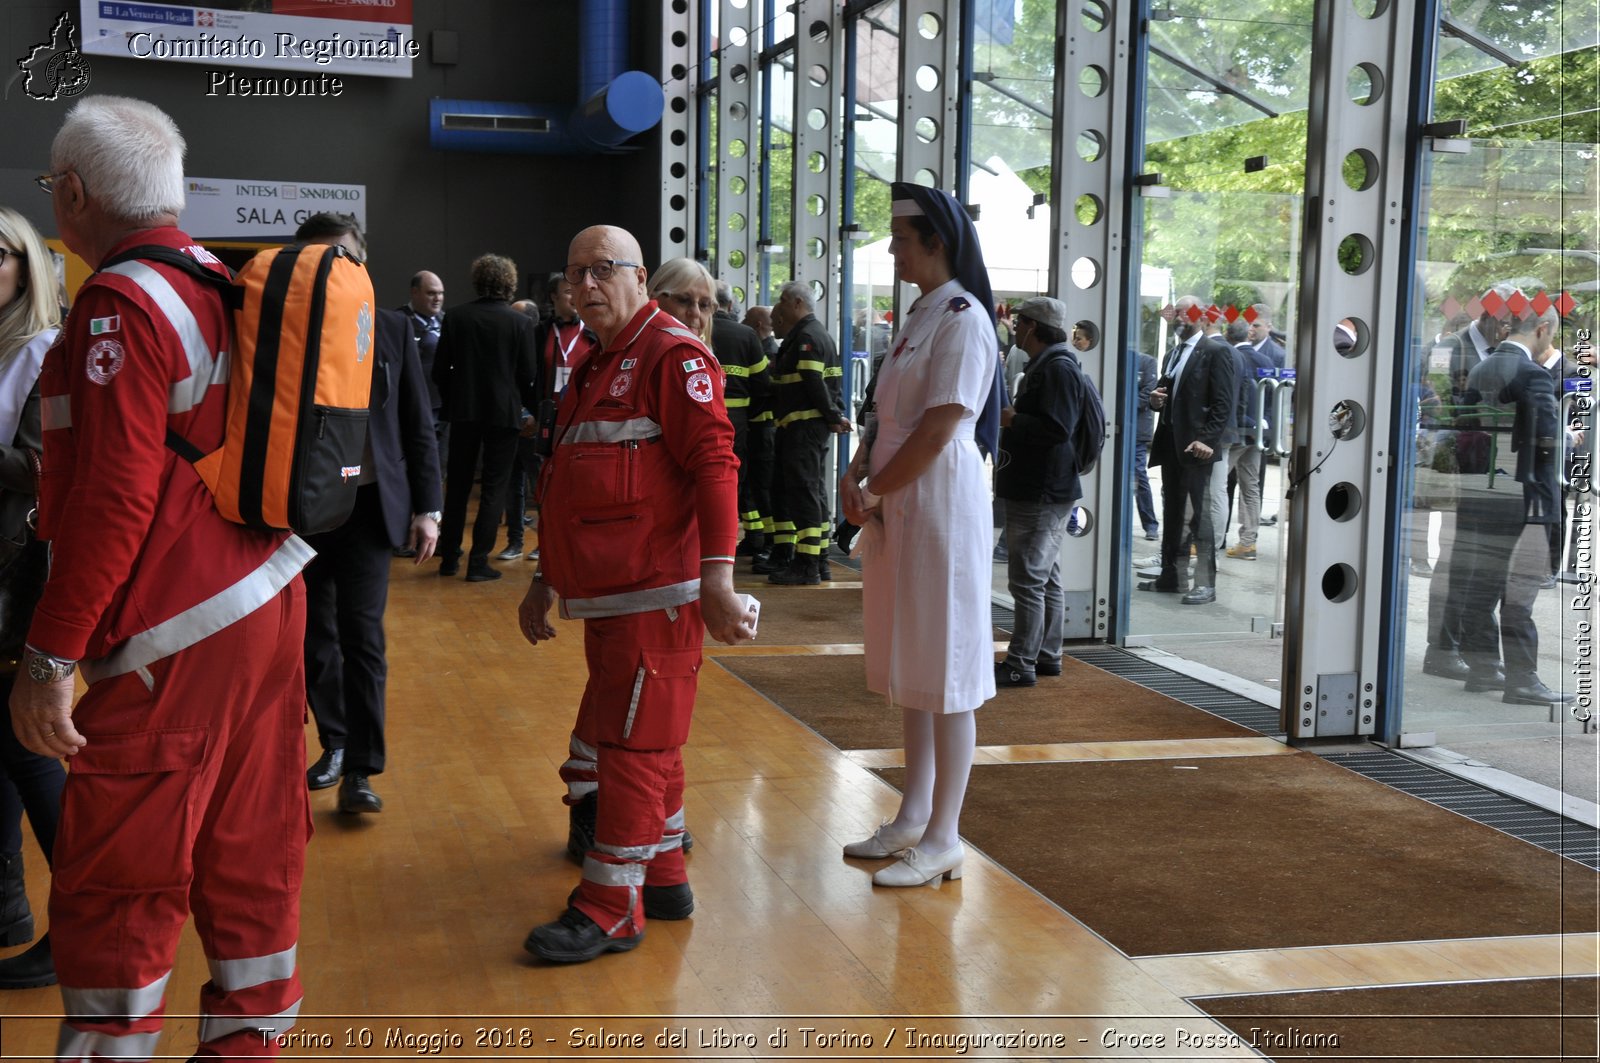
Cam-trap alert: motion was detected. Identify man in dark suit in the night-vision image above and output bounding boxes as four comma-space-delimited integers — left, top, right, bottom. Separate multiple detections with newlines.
1141, 296, 1237, 604
1247, 304, 1286, 369
432, 253, 541, 582
294, 214, 444, 813
1127, 340, 1160, 541
1223, 320, 1275, 560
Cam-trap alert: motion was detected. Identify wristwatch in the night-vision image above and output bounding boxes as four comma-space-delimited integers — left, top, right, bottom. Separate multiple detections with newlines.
25, 649, 76, 684
417, 510, 442, 523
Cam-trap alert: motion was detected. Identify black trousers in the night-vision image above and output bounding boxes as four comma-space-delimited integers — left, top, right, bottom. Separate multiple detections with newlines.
1158, 459, 1217, 589
303, 485, 395, 774
439, 421, 520, 566
747, 420, 776, 535
777, 418, 830, 555
1453, 497, 1546, 681
502, 434, 542, 549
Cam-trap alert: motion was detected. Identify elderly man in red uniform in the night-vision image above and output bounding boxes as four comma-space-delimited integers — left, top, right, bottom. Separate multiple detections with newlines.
10, 96, 312, 1057
519, 225, 755, 963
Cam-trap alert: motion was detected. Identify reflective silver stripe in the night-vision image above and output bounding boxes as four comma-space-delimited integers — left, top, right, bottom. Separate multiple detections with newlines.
207, 945, 296, 993
570, 735, 598, 760
561, 417, 662, 445
42, 394, 72, 431
582, 855, 646, 887
560, 579, 700, 620
622, 666, 646, 739
657, 834, 683, 853
664, 807, 686, 832
57, 1026, 162, 1062
605, 886, 639, 937
100, 260, 230, 415
561, 754, 596, 774
567, 780, 598, 798
80, 535, 315, 684
198, 999, 302, 1045
595, 839, 659, 861
662, 326, 705, 345
61, 971, 173, 1022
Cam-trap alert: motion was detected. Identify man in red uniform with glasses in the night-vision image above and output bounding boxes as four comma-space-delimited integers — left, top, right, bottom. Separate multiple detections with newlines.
518, 225, 755, 963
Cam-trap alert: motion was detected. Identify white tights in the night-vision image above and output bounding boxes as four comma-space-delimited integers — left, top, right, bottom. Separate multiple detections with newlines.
888, 707, 976, 852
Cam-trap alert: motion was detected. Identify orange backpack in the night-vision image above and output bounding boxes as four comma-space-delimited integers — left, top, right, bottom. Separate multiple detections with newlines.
103, 243, 376, 534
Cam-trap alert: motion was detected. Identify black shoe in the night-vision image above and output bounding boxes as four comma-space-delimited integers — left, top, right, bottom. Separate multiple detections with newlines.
1463, 665, 1508, 693
1181, 586, 1216, 605
768, 557, 820, 586
438, 558, 460, 577
525, 906, 641, 963
338, 773, 383, 813
392, 546, 416, 558
566, 793, 597, 864
995, 660, 1036, 687
681, 826, 694, 853
1138, 579, 1180, 593
1503, 679, 1575, 706
817, 557, 832, 582
306, 747, 345, 791
0, 853, 31, 948
465, 564, 503, 582
643, 883, 695, 921
1422, 651, 1471, 681
1035, 658, 1062, 677
0, 932, 54, 989
753, 544, 792, 575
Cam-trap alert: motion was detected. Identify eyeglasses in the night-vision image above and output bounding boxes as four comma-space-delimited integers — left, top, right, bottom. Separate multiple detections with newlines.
34, 170, 75, 195
660, 292, 715, 314
0, 248, 23, 269
562, 260, 639, 285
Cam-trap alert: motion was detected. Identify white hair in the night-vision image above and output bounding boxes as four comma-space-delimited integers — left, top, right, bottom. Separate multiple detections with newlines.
778, 280, 814, 311
51, 95, 186, 224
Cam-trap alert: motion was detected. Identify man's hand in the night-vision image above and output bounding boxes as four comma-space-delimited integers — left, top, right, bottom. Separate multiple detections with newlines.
700, 563, 756, 645
1000, 406, 1015, 428
1185, 440, 1214, 460
1150, 386, 1169, 410
518, 579, 559, 645
10, 672, 84, 758
407, 515, 439, 564
830, 416, 853, 434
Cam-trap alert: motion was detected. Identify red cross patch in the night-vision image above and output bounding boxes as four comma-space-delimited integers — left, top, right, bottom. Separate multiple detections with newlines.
86, 339, 125, 385
686, 371, 714, 404
609, 371, 633, 397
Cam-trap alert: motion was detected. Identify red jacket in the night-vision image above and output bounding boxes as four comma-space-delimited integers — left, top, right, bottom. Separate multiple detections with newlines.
30, 228, 309, 676
539, 302, 738, 617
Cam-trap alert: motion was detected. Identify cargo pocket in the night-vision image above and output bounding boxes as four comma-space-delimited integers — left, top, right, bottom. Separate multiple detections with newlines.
293, 405, 369, 534
53, 726, 208, 895
563, 510, 657, 593
609, 646, 702, 751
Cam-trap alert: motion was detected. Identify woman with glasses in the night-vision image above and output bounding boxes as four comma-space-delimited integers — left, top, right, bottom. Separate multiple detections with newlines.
0, 206, 63, 988
648, 258, 716, 345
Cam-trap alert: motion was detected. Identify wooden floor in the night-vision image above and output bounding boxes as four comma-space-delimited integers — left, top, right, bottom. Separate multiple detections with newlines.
1, 548, 1596, 1059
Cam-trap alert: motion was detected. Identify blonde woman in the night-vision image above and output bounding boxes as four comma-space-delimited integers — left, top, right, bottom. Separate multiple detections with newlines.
649, 257, 715, 344
0, 206, 63, 988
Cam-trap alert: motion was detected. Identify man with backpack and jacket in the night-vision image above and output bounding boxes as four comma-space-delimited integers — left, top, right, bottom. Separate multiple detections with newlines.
994, 297, 1094, 687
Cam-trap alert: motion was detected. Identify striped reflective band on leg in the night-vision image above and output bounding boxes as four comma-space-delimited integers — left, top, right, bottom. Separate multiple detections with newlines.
594, 839, 660, 861
100, 259, 230, 415
197, 999, 302, 1045
582, 856, 646, 887
57, 1026, 163, 1062
621, 666, 646, 740
206, 945, 296, 993
61, 972, 173, 1023
664, 807, 686, 833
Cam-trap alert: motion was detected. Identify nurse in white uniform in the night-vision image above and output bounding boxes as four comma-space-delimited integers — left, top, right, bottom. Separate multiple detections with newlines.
839, 183, 1002, 888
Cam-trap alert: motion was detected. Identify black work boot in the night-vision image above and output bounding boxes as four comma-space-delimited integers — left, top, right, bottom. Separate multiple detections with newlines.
643, 883, 695, 920
525, 906, 641, 963
0, 853, 32, 948
817, 555, 832, 582
566, 792, 597, 864
769, 554, 820, 586
0, 932, 54, 989
752, 542, 792, 575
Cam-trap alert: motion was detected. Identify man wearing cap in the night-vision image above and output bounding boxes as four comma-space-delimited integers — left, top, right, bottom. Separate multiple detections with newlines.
994, 298, 1088, 686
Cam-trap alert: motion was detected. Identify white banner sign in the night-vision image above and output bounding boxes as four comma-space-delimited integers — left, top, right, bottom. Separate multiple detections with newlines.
180, 177, 366, 240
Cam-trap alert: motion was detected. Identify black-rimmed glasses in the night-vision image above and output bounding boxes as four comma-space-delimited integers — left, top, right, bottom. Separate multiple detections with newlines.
562, 260, 639, 285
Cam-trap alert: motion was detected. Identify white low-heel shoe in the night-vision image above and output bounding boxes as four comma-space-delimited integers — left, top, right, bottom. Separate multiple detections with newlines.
871, 843, 964, 887
842, 820, 927, 859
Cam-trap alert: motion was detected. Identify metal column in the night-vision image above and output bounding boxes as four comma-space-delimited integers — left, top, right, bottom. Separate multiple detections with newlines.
658, 0, 700, 261
894, 0, 960, 317
715, 0, 760, 303
790, 0, 845, 326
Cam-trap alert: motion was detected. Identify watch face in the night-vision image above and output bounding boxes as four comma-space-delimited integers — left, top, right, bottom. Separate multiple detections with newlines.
27, 656, 51, 683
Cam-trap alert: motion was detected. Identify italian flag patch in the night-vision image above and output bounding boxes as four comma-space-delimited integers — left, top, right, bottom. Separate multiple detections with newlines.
682, 357, 706, 373
89, 316, 120, 335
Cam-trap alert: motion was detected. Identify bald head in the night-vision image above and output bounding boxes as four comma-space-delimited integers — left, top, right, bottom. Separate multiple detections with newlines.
409, 270, 443, 316
566, 225, 649, 346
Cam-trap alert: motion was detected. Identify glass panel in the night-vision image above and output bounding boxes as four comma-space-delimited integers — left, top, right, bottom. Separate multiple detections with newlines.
1125, 1, 1312, 689
1397, 7, 1597, 806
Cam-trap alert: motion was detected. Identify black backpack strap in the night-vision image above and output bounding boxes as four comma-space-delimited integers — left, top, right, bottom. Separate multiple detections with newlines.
98, 245, 242, 310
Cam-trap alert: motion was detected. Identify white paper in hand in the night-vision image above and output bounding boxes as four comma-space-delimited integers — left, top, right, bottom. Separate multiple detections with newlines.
737, 593, 760, 640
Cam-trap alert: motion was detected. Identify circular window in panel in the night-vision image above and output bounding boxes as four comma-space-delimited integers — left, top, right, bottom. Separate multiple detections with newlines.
1342, 149, 1378, 191
1077, 130, 1106, 162
1335, 316, 1371, 358
670, 161, 686, 179
1351, 0, 1388, 17
916, 65, 941, 93
1337, 233, 1375, 276
806, 193, 827, 217
728, 138, 747, 158
671, 30, 687, 47
914, 116, 939, 144
1067, 506, 1094, 538
809, 279, 826, 302
807, 237, 826, 260
1072, 320, 1101, 349
733, 286, 746, 305
1075, 193, 1104, 225
1070, 256, 1101, 289
809, 20, 829, 43
730, 63, 749, 84
728, 249, 746, 270
913, 167, 938, 188
1327, 398, 1366, 441
729, 175, 747, 195
730, 0, 746, 8
670, 225, 686, 243
728, 101, 748, 121
917, 12, 942, 39
1321, 563, 1358, 604
671, 129, 686, 146
669, 194, 685, 211
807, 151, 827, 174
1326, 482, 1362, 522
1081, 0, 1109, 31
1348, 62, 1384, 106
669, 95, 688, 114
1079, 65, 1107, 98
727, 212, 747, 233
806, 107, 828, 131
671, 63, 687, 81
728, 26, 748, 48
809, 64, 828, 88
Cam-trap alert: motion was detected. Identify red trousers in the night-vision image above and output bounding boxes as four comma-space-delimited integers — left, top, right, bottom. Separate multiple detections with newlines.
570, 604, 701, 937
52, 582, 310, 1061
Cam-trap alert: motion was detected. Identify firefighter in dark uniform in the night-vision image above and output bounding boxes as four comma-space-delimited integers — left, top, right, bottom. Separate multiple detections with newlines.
745, 305, 782, 572
768, 281, 851, 585
711, 282, 770, 562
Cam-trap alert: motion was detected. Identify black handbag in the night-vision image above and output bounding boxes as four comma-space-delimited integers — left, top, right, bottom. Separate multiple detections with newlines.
0, 449, 47, 667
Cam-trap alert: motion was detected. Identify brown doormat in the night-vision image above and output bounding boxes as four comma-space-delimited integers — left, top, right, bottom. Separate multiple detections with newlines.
1193, 977, 1598, 1062
718, 653, 1255, 749
875, 756, 1600, 956
715, 585, 869, 646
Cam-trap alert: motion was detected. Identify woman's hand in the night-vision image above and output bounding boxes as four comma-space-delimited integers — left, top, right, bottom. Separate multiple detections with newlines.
840, 475, 870, 525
